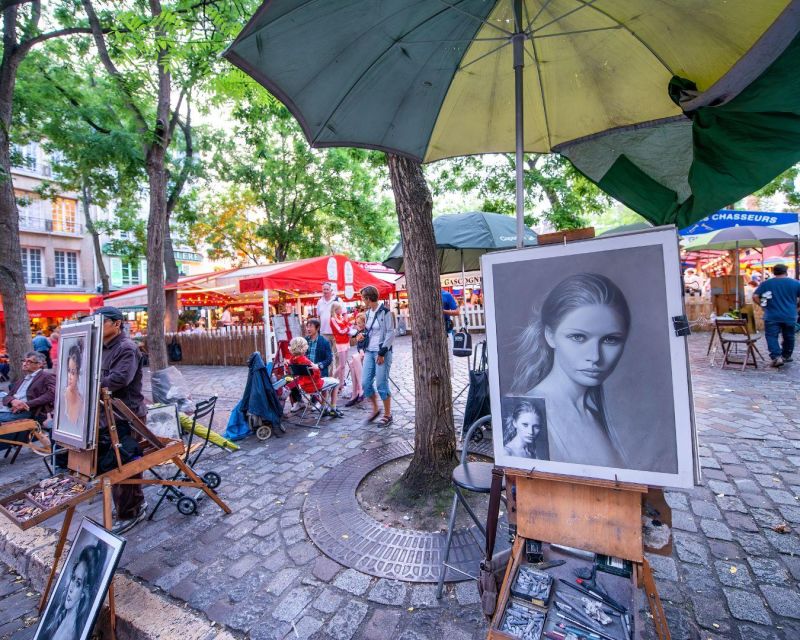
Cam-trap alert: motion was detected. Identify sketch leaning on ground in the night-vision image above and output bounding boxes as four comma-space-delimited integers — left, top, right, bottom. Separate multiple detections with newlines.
483, 227, 696, 488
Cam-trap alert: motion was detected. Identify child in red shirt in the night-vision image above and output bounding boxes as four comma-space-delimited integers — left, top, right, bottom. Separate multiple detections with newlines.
287, 337, 342, 417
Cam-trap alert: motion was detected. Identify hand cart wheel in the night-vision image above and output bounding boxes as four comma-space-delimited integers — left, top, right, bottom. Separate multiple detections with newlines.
202, 471, 221, 489
470, 428, 484, 443
177, 496, 197, 515
256, 424, 272, 441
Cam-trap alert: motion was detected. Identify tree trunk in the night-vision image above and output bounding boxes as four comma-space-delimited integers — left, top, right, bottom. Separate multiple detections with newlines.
82, 183, 110, 296
145, 147, 168, 370
0, 18, 30, 380
387, 154, 457, 495
164, 235, 179, 332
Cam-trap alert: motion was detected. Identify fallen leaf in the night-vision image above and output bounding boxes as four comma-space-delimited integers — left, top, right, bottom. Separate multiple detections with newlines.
729, 566, 737, 574
772, 522, 791, 534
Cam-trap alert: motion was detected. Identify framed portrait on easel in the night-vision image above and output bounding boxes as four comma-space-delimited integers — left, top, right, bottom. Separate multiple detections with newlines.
482, 226, 696, 488
34, 517, 125, 640
53, 317, 103, 450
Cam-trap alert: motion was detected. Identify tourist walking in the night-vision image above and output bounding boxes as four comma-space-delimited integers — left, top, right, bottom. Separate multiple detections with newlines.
753, 263, 800, 367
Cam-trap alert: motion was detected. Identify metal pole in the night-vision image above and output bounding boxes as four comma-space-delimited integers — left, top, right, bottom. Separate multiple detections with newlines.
263, 288, 273, 361
513, 0, 525, 249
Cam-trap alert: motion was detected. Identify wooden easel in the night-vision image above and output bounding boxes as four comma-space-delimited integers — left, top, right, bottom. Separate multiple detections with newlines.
491, 468, 670, 640
0, 419, 51, 459
37, 390, 232, 639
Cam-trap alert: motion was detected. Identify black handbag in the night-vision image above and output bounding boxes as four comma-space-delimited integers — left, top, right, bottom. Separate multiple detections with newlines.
168, 337, 183, 362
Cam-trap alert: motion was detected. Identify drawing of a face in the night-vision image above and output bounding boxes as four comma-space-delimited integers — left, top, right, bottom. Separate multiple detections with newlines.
545, 304, 627, 388
64, 560, 87, 611
514, 410, 540, 446
67, 355, 79, 390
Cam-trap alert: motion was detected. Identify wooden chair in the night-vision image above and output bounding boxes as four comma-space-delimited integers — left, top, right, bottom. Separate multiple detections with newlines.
715, 318, 764, 371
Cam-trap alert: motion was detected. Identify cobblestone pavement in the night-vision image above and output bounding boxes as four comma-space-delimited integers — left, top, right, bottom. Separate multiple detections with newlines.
1, 333, 800, 639
0, 566, 39, 640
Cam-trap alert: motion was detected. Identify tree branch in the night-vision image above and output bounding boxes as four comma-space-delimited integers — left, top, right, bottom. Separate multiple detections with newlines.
22, 0, 39, 40
16, 27, 94, 60
38, 66, 111, 134
0, 0, 32, 11
166, 104, 192, 215
81, 0, 149, 134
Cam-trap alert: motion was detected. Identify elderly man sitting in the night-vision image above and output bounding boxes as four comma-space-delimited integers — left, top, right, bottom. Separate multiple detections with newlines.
0, 352, 55, 450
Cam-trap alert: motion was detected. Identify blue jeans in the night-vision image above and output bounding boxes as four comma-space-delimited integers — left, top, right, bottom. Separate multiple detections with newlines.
765, 320, 796, 360
362, 350, 392, 401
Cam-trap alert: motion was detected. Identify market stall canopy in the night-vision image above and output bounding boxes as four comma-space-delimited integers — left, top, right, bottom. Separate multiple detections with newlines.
682, 225, 796, 251
238, 255, 394, 298
224, 0, 800, 230
383, 211, 537, 274
0, 293, 95, 319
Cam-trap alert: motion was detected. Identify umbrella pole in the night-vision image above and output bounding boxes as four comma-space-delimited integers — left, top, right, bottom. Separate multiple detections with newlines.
263, 288, 273, 361
513, 0, 525, 249
461, 250, 466, 306
735, 241, 740, 310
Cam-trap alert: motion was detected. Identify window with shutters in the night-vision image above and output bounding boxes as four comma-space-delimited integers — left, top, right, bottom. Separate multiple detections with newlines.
21, 248, 43, 285
55, 250, 78, 286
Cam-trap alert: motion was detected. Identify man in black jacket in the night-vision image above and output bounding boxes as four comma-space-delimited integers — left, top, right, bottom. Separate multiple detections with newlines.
94, 306, 147, 534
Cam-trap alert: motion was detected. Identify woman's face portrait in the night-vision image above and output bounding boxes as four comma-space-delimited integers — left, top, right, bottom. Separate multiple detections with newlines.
67, 356, 79, 390
64, 560, 87, 611
545, 304, 627, 388
514, 410, 540, 447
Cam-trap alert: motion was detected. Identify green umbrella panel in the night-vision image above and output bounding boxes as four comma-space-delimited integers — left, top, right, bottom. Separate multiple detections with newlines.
225, 1, 800, 231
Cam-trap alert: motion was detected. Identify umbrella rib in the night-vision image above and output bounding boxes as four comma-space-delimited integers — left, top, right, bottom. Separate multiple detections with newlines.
528, 35, 553, 151
401, 36, 508, 44
566, 0, 675, 75
436, 0, 514, 36
533, 0, 599, 34
459, 40, 512, 72
309, 0, 484, 146
533, 25, 623, 39
526, 0, 557, 33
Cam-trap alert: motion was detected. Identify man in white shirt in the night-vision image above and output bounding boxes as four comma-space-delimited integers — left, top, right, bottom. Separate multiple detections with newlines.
316, 282, 339, 373
0, 351, 55, 449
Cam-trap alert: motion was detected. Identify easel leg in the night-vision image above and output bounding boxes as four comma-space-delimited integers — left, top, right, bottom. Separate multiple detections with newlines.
171, 456, 231, 514
642, 557, 671, 640
39, 506, 74, 613
103, 479, 118, 640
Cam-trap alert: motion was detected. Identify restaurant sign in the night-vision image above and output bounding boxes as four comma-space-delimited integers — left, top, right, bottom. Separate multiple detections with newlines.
679, 210, 798, 236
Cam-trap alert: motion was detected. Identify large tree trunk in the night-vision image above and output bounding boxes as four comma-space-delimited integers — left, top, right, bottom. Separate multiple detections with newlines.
145, 147, 169, 370
388, 154, 457, 494
0, 15, 30, 380
82, 183, 110, 295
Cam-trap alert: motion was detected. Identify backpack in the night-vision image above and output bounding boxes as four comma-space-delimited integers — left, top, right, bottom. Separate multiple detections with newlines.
168, 337, 183, 362
452, 315, 472, 357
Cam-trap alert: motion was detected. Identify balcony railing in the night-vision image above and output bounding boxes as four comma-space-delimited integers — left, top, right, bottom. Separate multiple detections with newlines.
19, 214, 83, 235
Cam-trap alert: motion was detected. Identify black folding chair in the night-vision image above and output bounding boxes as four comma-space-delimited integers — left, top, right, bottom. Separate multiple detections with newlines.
148, 397, 222, 519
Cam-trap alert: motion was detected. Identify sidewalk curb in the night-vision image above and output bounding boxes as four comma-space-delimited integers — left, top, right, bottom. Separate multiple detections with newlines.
0, 517, 238, 640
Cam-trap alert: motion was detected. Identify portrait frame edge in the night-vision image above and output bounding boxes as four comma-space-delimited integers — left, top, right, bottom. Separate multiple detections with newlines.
52, 320, 96, 449
482, 225, 697, 489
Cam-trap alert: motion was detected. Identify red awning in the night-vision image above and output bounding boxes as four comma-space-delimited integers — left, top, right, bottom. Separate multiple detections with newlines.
239, 255, 395, 298
0, 293, 95, 319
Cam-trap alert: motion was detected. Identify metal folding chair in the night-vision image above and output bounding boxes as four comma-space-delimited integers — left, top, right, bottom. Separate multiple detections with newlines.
288, 364, 339, 428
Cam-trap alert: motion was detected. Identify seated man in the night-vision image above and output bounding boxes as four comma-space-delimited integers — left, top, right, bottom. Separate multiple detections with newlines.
287, 337, 342, 418
0, 352, 55, 450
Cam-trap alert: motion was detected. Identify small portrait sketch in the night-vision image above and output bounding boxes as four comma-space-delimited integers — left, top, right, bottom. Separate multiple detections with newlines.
146, 404, 181, 440
501, 397, 548, 460
35, 519, 125, 640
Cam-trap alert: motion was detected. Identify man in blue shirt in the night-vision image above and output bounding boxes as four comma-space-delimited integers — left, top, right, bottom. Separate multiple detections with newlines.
31, 331, 52, 369
753, 264, 800, 367
442, 289, 459, 334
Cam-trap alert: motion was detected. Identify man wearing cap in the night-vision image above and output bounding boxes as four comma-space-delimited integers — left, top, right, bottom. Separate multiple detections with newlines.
94, 306, 148, 533
316, 282, 340, 374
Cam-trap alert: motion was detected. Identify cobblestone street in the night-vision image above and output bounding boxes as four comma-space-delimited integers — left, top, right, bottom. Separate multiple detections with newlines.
1, 333, 799, 639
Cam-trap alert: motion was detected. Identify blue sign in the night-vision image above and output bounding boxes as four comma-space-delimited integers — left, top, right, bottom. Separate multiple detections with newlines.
680, 210, 798, 236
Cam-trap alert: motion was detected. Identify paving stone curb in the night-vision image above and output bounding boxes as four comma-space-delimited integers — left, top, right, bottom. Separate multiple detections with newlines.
0, 518, 238, 640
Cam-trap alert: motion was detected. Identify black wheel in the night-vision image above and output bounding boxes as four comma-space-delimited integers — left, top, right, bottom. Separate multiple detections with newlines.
470, 428, 484, 443
177, 496, 197, 515
203, 471, 221, 489
256, 425, 272, 441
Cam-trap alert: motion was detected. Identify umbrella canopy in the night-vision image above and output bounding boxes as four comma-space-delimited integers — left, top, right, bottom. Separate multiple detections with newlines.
682, 225, 796, 251
224, 1, 800, 230
383, 211, 537, 273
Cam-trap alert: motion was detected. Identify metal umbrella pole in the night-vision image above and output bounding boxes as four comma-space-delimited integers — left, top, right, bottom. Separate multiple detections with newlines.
513, 0, 525, 249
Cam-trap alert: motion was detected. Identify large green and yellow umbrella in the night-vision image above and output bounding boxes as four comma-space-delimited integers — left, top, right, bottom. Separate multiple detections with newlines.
224, 1, 800, 236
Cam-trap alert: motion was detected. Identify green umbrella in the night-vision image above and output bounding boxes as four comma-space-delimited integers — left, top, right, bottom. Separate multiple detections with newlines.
383, 211, 538, 274
224, 1, 800, 237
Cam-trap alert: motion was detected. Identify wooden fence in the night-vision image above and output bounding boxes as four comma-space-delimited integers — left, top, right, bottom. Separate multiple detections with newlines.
165, 326, 268, 366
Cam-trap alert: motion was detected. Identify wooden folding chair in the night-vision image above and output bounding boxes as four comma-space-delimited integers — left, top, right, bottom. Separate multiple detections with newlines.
715, 318, 764, 371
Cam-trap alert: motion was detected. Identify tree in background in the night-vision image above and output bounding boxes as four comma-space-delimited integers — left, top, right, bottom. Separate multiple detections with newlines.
200, 96, 395, 264
757, 165, 800, 210
431, 153, 610, 230
14, 47, 145, 295
0, 1, 95, 378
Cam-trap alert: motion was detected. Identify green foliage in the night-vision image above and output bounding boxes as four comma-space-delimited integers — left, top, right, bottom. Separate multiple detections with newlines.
430, 153, 611, 230
197, 98, 396, 264
756, 165, 800, 210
